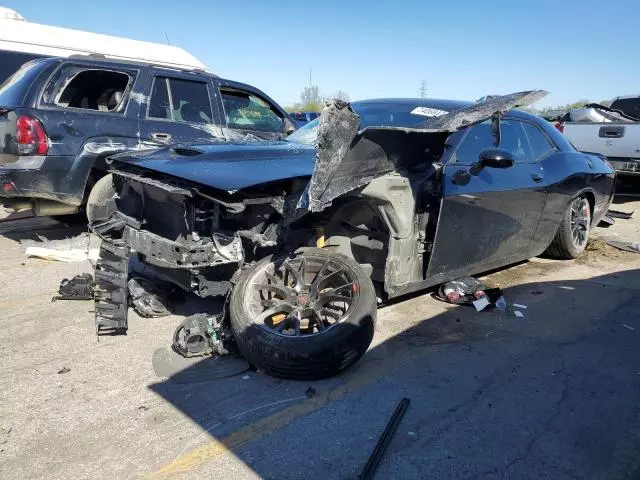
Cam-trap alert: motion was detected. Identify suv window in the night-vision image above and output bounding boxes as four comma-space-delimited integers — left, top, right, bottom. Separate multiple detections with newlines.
47, 69, 131, 112
220, 88, 284, 133
521, 122, 554, 161
610, 98, 640, 119
148, 77, 212, 124
0, 59, 47, 107
0, 50, 44, 86
452, 119, 529, 164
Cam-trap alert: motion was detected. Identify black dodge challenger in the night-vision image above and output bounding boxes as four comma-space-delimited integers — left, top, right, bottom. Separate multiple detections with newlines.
88, 91, 615, 379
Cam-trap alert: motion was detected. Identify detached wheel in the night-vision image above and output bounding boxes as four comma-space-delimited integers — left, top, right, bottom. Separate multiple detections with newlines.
546, 194, 591, 259
229, 248, 376, 380
86, 173, 116, 223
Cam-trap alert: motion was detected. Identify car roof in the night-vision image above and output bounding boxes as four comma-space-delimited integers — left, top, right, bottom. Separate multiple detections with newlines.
352, 97, 473, 111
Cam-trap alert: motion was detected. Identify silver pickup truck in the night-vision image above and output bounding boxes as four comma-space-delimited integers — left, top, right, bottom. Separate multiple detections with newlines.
562, 96, 640, 175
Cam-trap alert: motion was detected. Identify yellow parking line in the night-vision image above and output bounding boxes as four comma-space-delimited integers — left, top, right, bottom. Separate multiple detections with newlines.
147, 354, 403, 478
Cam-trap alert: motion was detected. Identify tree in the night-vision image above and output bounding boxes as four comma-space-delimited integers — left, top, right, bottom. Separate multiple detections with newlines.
300, 85, 321, 106
333, 90, 350, 102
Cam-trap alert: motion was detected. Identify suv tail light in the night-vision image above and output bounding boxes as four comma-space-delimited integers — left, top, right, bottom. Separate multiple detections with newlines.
16, 115, 49, 155
554, 121, 564, 133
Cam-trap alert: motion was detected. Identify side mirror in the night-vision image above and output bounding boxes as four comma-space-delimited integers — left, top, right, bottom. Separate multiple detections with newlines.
284, 119, 296, 135
469, 148, 514, 175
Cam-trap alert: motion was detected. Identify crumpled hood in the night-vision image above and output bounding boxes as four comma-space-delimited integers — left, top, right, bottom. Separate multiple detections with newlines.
110, 141, 316, 192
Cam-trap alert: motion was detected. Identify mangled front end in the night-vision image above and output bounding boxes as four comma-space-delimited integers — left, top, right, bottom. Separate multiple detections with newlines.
91, 167, 290, 300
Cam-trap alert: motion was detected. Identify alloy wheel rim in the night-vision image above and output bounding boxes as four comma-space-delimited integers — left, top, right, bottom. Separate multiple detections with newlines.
246, 255, 360, 337
570, 197, 590, 249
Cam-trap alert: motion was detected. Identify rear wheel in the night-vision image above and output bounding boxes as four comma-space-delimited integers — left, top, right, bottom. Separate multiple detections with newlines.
86, 173, 116, 223
229, 248, 377, 379
545, 194, 591, 259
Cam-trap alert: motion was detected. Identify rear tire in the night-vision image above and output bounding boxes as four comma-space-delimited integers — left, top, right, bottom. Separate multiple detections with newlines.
86, 174, 116, 223
229, 248, 377, 380
545, 194, 591, 259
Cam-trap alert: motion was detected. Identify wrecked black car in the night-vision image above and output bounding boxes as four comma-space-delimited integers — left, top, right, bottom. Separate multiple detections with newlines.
88, 92, 616, 379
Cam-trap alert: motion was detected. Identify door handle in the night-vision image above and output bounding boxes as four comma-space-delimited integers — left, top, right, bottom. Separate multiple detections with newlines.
531, 173, 544, 182
151, 132, 172, 142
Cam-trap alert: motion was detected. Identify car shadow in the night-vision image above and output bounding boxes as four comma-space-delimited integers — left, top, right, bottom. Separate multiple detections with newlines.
0, 215, 88, 243
146, 267, 640, 479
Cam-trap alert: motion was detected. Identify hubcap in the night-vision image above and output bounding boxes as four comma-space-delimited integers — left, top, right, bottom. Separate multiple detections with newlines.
570, 197, 590, 249
246, 254, 359, 337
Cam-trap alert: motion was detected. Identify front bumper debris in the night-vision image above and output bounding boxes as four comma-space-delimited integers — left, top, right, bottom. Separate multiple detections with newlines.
122, 227, 243, 269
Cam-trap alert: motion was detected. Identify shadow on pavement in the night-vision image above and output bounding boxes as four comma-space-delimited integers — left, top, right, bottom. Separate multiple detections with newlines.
148, 268, 640, 479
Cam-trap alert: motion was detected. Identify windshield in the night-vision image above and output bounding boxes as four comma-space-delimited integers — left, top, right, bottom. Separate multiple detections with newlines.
285, 102, 453, 145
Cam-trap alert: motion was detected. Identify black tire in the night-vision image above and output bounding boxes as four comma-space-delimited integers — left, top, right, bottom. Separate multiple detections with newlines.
86, 173, 116, 223
545, 194, 591, 259
229, 248, 377, 380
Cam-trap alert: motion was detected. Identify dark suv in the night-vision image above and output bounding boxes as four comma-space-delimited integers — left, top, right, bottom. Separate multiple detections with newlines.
0, 56, 295, 216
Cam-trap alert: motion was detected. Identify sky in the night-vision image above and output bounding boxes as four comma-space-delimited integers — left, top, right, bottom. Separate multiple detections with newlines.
3, 0, 639, 109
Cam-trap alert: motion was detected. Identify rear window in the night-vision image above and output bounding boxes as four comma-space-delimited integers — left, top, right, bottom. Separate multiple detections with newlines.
41, 66, 134, 113
610, 98, 640, 119
0, 50, 44, 86
0, 59, 47, 107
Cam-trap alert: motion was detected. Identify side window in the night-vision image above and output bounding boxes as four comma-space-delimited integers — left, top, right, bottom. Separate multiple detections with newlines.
220, 89, 284, 133
147, 76, 213, 124
452, 119, 529, 164
521, 122, 555, 161
148, 77, 171, 120
44, 68, 132, 112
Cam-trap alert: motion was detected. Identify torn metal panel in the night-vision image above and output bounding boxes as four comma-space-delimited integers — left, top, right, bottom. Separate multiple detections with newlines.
305, 91, 548, 212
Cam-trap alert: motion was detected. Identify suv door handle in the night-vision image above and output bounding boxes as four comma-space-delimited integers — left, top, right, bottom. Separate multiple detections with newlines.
531, 173, 544, 182
151, 132, 172, 142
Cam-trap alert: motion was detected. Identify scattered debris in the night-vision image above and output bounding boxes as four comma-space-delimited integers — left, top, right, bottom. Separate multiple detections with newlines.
57, 367, 70, 374
494, 296, 506, 311
513, 303, 528, 309
23, 232, 100, 262
608, 209, 634, 220
52, 273, 94, 301
172, 313, 231, 358
94, 242, 129, 334
622, 324, 635, 331
305, 386, 316, 398
359, 398, 411, 480
242, 375, 250, 380
598, 215, 615, 227
437, 277, 486, 305
531, 291, 544, 296
472, 296, 490, 312
514, 311, 525, 319
603, 240, 640, 254
137, 406, 150, 411
408, 431, 417, 437
128, 277, 170, 318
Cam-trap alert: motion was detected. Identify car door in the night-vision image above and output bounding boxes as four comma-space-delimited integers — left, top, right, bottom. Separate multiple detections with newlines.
138, 69, 224, 146
426, 117, 548, 278
215, 80, 294, 140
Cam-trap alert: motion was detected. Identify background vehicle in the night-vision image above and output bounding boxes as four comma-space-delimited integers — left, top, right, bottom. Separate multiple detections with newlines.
0, 7, 205, 85
0, 56, 296, 217
90, 93, 615, 379
561, 99, 640, 175
289, 111, 320, 127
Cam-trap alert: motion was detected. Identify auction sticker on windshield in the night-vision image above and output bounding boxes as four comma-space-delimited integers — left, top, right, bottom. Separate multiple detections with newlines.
410, 106, 448, 117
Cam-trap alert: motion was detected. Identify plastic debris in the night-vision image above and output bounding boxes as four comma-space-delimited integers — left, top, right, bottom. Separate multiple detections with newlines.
242, 375, 250, 380
52, 273, 94, 301
25, 246, 100, 262
495, 296, 507, 311
57, 367, 70, 374
472, 296, 491, 312
607, 209, 634, 220
437, 277, 487, 305
513, 303, 528, 309
128, 277, 170, 318
514, 311, 525, 318
603, 240, 640, 254
622, 324, 635, 331
305, 386, 316, 398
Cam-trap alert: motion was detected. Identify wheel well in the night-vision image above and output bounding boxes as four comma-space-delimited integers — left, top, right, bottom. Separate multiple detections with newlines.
583, 191, 595, 223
